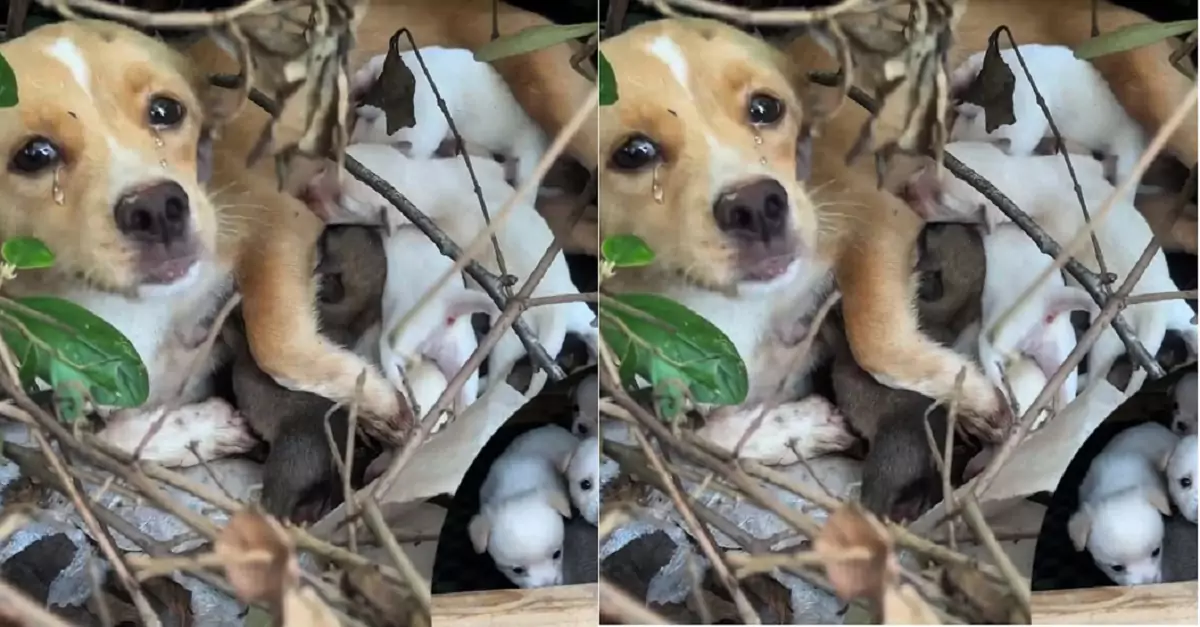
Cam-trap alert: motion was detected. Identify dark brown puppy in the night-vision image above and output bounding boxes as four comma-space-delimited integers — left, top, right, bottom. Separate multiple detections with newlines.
227, 225, 386, 521
830, 223, 986, 522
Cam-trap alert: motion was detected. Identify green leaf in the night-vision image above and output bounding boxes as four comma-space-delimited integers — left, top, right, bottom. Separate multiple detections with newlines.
1, 237, 55, 270
474, 22, 599, 62
601, 234, 655, 268
599, 293, 748, 407
0, 296, 149, 410
0, 52, 16, 108
49, 359, 88, 422
649, 358, 687, 421
598, 50, 618, 106
1074, 21, 1197, 60
242, 607, 273, 627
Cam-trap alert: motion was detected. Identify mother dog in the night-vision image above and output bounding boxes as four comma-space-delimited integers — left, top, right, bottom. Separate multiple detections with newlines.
598, 0, 1195, 441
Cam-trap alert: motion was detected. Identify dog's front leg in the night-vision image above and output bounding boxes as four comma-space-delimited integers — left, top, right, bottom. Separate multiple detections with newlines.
836, 198, 1010, 441
236, 218, 412, 444
97, 398, 258, 467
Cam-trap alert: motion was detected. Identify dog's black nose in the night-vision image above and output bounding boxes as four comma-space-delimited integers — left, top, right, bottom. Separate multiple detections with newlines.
712, 178, 790, 242
114, 181, 191, 246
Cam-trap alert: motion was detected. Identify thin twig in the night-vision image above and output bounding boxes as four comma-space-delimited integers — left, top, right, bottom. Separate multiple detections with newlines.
959, 495, 1031, 618
0, 579, 76, 627
359, 498, 431, 612
599, 579, 674, 624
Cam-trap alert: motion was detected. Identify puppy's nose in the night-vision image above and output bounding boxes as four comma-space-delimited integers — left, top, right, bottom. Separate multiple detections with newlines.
114, 181, 191, 246
712, 178, 790, 242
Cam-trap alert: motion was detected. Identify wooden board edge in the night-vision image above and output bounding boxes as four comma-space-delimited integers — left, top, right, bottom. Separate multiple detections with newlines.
432, 583, 598, 627
1031, 580, 1198, 625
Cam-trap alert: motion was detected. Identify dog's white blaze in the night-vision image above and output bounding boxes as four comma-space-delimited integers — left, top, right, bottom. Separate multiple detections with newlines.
647, 35, 690, 93
46, 38, 93, 99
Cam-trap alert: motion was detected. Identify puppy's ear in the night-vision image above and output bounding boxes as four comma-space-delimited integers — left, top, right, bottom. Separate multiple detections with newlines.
546, 490, 572, 518
557, 448, 577, 475
1159, 447, 1176, 473
795, 123, 814, 184
1146, 487, 1173, 516
1067, 508, 1092, 552
467, 514, 490, 554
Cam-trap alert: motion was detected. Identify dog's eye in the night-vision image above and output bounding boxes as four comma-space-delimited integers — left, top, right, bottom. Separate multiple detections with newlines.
1111, 564, 1125, 572
610, 135, 659, 171
10, 137, 61, 174
747, 92, 784, 126
552, 549, 562, 559
512, 566, 526, 575
575, 423, 590, 436
1183, 477, 1192, 489
148, 95, 187, 129
580, 479, 593, 491
1152, 547, 1161, 557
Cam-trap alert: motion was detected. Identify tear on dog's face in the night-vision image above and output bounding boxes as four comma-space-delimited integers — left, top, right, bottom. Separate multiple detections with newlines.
598, 19, 818, 292
0, 21, 220, 294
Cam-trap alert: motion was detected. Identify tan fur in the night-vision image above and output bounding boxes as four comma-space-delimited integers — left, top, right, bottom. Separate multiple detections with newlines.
0, 2, 595, 441
599, 0, 1196, 438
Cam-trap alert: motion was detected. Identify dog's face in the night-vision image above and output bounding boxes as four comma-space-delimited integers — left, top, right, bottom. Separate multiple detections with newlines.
1166, 435, 1197, 523
314, 225, 386, 339
0, 21, 219, 293
1172, 373, 1198, 436
565, 436, 599, 525
571, 373, 598, 438
471, 493, 567, 589
1071, 490, 1167, 586
598, 19, 818, 292
912, 223, 985, 334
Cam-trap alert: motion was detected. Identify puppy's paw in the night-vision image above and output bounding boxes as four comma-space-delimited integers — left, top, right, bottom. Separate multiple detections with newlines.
697, 396, 858, 465
98, 398, 260, 467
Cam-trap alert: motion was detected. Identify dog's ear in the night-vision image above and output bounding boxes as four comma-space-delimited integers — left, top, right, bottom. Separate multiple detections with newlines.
1159, 447, 1176, 473
795, 123, 814, 184
467, 514, 490, 553
546, 490, 572, 518
1067, 508, 1092, 552
1146, 487, 1173, 516
557, 448, 577, 475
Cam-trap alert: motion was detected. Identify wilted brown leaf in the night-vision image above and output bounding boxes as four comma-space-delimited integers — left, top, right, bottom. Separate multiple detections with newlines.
881, 582, 941, 624
955, 29, 1016, 133
361, 31, 417, 136
214, 510, 299, 607
282, 587, 341, 627
813, 505, 897, 603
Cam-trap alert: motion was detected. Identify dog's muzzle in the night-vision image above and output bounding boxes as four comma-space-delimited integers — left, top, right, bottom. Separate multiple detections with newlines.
114, 180, 199, 284
712, 177, 800, 282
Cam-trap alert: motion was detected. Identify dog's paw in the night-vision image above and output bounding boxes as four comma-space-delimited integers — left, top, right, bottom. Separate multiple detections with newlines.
356, 370, 416, 445
953, 379, 1013, 442
97, 398, 260, 467
697, 396, 858, 465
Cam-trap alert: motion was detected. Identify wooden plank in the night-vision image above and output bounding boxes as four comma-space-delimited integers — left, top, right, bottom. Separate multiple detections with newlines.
432, 583, 597, 627
1031, 581, 1198, 624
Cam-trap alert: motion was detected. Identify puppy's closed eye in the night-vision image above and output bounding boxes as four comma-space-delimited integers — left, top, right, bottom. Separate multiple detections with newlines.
1111, 563, 1125, 572
10, 137, 62, 174
512, 566, 526, 575
552, 549, 561, 559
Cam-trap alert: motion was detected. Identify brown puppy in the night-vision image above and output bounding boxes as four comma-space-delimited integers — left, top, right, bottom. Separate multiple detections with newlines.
830, 223, 985, 521
0, 0, 594, 450
227, 225, 385, 521
598, 0, 1195, 441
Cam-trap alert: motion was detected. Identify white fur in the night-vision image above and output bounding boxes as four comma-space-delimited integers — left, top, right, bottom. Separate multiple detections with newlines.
1165, 434, 1197, 523
470, 425, 578, 588
332, 143, 598, 387
571, 372, 598, 438
1172, 372, 1198, 436
926, 142, 1197, 387
564, 435, 599, 524
1070, 422, 1179, 586
350, 47, 549, 187
95, 398, 258, 467
372, 223, 497, 413
949, 44, 1147, 186
694, 396, 857, 464
977, 223, 1095, 413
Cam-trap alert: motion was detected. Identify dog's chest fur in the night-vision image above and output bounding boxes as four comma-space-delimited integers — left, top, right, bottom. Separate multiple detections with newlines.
660, 260, 834, 405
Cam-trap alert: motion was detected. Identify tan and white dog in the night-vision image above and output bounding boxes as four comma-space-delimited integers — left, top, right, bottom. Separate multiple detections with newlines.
0, 0, 596, 460
598, 0, 1196, 442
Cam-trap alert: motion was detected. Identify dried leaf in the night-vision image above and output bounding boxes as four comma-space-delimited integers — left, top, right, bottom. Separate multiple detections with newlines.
813, 505, 897, 602
214, 511, 299, 606
881, 583, 940, 624
360, 33, 417, 136
282, 587, 341, 627
957, 30, 1016, 133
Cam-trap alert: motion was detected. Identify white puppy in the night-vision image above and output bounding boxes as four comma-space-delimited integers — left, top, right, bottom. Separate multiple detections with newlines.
949, 44, 1147, 186
1163, 434, 1198, 523
908, 141, 1197, 387
571, 372, 599, 438
319, 143, 598, 388
977, 223, 1095, 412
1171, 371, 1198, 436
469, 425, 578, 588
563, 435, 599, 525
1069, 422, 1179, 586
350, 47, 549, 188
